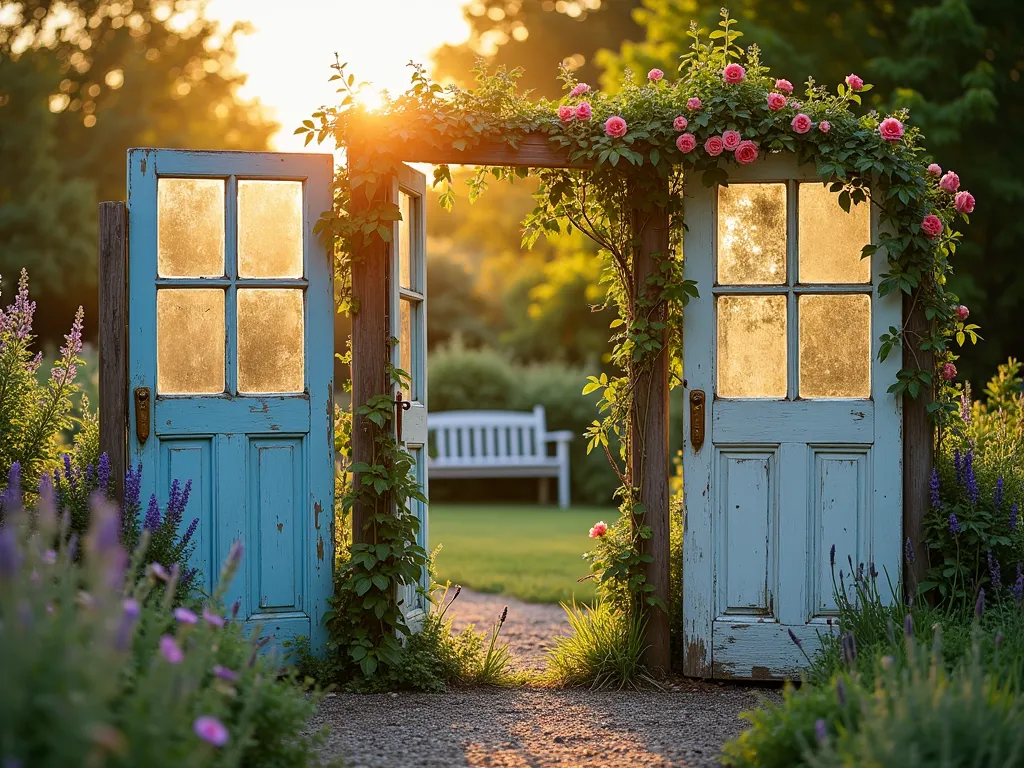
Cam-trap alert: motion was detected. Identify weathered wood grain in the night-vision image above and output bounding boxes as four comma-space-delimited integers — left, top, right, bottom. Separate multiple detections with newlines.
98, 201, 127, 503
902, 290, 932, 593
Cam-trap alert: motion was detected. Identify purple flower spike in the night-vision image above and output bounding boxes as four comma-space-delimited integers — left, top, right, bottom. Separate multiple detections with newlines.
954, 449, 964, 486
203, 607, 225, 628
787, 628, 803, 650
1010, 504, 1019, 533
904, 613, 913, 638
929, 467, 941, 509
995, 477, 1005, 510
829, 544, 835, 568
949, 513, 961, 536
181, 517, 199, 547
1013, 564, 1023, 605
174, 607, 198, 625
814, 718, 828, 746
836, 677, 846, 706
159, 635, 184, 664
231, 598, 242, 618
123, 464, 142, 514
1, 461, 22, 513
988, 551, 1002, 590
143, 494, 161, 532
0, 527, 21, 579
966, 450, 979, 504
975, 588, 986, 619
212, 664, 237, 682
904, 537, 915, 565
114, 599, 140, 651
228, 540, 244, 565
98, 453, 111, 493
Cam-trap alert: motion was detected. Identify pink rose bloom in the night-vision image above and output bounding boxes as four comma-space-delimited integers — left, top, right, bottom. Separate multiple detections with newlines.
955, 190, 975, 214
735, 140, 759, 165
194, 716, 229, 748
956, 305, 970, 321
846, 73, 864, 90
941, 362, 957, 381
927, 163, 942, 177
648, 68, 664, 82
767, 92, 787, 111
174, 607, 198, 625
605, 115, 627, 137
921, 213, 944, 239
159, 635, 184, 664
676, 133, 697, 153
589, 521, 608, 539
687, 97, 702, 110
818, 121, 832, 133
722, 130, 742, 151
791, 113, 812, 134
558, 105, 573, 123
723, 63, 746, 84
570, 82, 591, 98
673, 115, 688, 131
775, 78, 794, 94
575, 101, 592, 120
878, 117, 904, 142
705, 136, 725, 156
940, 171, 960, 193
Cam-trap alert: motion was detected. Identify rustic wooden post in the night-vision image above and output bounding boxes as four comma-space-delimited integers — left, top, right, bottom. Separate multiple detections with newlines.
348, 155, 392, 546
903, 290, 933, 592
631, 194, 672, 674
98, 201, 127, 503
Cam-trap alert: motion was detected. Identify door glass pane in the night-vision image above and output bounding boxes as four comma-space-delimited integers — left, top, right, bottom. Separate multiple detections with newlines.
717, 295, 787, 398
237, 289, 304, 393
718, 183, 787, 285
799, 184, 871, 284
799, 294, 871, 398
399, 191, 414, 290
157, 178, 225, 277
157, 289, 225, 394
399, 297, 415, 400
237, 181, 303, 278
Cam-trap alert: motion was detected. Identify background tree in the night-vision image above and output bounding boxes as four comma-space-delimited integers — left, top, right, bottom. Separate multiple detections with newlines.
0, 0, 276, 344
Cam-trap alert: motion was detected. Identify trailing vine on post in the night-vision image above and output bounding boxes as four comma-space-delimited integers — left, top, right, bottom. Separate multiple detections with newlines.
303, 10, 979, 679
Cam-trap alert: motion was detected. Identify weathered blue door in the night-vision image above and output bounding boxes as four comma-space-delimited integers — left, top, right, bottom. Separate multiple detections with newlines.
126, 149, 335, 653
682, 155, 902, 679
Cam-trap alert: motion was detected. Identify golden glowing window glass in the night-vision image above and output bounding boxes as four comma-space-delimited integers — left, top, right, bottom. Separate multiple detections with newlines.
799, 184, 871, 284
717, 295, 788, 398
399, 298, 414, 400
399, 191, 414, 290
157, 289, 225, 394
157, 178, 225, 278
237, 289, 304, 394
237, 181, 303, 278
717, 183, 787, 285
799, 294, 871, 398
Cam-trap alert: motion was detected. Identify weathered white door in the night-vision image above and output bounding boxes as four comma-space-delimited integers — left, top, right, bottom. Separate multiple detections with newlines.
682, 155, 901, 679
391, 164, 429, 622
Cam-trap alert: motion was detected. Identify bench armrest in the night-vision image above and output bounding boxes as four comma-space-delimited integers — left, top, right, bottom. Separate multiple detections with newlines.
544, 430, 574, 443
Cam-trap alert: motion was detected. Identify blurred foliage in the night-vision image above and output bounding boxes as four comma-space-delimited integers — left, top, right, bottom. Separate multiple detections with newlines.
0, 0, 276, 345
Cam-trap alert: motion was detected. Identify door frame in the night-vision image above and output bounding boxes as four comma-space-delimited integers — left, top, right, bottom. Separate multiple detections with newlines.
681, 154, 902, 678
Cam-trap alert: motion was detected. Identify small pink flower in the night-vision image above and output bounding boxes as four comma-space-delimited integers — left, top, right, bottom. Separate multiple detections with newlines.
648, 68, 664, 82
940, 171, 960, 193
735, 140, 759, 165
159, 635, 184, 664
212, 664, 237, 682
570, 82, 591, 98
150, 563, 169, 582
174, 607, 198, 625
687, 97, 702, 110
558, 105, 574, 123
722, 130, 742, 151
791, 113, 812, 134
203, 607, 225, 627
673, 115, 688, 131
921, 214, 944, 239
941, 362, 957, 381
704, 135, 725, 156
954, 190, 975, 214
194, 716, 229, 747
878, 117, 904, 142
775, 78, 794, 94
927, 163, 942, 177
589, 521, 608, 539
723, 63, 746, 84
605, 115, 627, 138
818, 121, 832, 133
846, 73, 864, 90
956, 305, 970, 321
676, 133, 697, 153
575, 101, 592, 120
767, 92, 787, 111
790, 100, 802, 109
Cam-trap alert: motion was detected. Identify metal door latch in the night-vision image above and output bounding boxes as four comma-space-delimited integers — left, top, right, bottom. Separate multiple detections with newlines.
689, 389, 705, 451
393, 391, 411, 443
134, 386, 151, 444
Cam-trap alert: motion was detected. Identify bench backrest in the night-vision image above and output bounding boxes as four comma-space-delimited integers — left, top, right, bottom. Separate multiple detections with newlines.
428, 405, 550, 466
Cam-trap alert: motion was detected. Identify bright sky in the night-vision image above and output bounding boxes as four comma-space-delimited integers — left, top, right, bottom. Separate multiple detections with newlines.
204, 0, 473, 152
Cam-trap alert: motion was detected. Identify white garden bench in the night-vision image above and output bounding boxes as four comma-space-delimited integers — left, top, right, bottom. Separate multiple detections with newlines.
427, 405, 573, 509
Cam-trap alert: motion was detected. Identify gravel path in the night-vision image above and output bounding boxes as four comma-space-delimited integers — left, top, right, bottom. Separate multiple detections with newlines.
312, 589, 780, 767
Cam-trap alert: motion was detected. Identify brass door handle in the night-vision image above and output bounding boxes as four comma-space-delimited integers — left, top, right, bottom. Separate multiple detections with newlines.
134, 387, 151, 444
689, 390, 705, 451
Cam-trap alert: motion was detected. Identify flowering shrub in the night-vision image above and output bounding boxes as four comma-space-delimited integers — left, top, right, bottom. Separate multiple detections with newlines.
0, 488, 325, 767
0, 269, 84, 511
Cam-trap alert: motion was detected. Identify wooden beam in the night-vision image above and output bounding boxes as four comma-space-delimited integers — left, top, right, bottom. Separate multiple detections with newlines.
98, 201, 128, 503
349, 157, 392, 545
631, 195, 672, 674
903, 290, 933, 594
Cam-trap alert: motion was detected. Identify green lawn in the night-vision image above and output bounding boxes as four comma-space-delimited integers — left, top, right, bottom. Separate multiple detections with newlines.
429, 504, 615, 605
